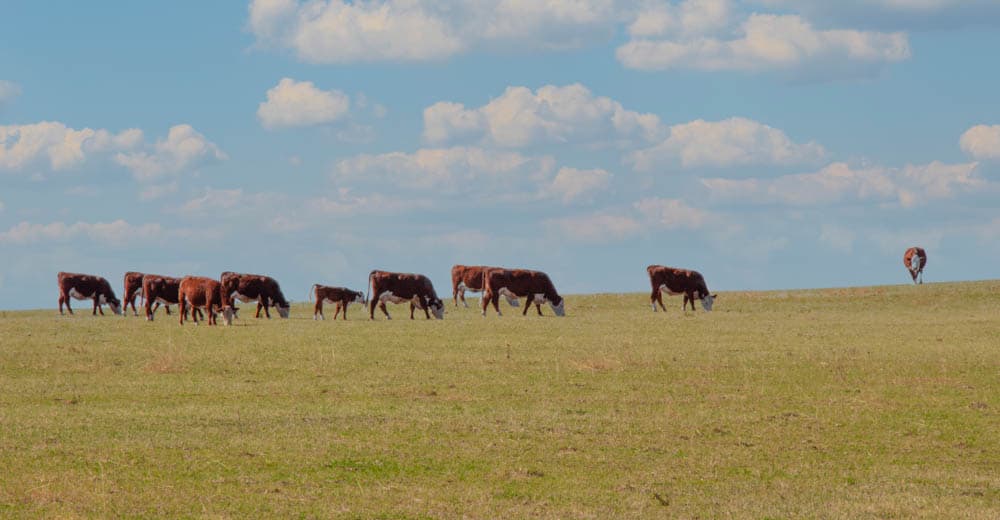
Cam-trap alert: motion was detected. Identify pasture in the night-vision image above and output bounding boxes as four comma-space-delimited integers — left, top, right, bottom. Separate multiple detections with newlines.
1, 281, 998, 518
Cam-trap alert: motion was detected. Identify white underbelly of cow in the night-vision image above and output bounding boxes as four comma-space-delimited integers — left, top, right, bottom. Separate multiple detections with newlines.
457, 282, 481, 293
69, 288, 104, 303
232, 292, 257, 303
659, 284, 684, 296
379, 291, 418, 305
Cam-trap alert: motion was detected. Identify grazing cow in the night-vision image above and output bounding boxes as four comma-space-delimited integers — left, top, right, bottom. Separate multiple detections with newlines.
178, 276, 235, 326
57, 272, 122, 316
310, 284, 365, 320
367, 270, 445, 320
142, 274, 200, 321
647, 265, 717, 312
220, 271, 290, 319
451, 264, 520, 308
903, 247, 927, 285
481, 269, 565, 317
123, 271, 146, 316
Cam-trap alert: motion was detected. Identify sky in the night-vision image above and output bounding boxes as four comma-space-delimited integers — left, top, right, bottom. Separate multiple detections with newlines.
2, 0, 1000, 310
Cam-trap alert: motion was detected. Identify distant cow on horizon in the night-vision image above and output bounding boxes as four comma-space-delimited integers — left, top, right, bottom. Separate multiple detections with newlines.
903, 247, 927, 284
178, 276, 235, 326
58, 272, 122, 316
220, 272, 290, 319
123, 271, 146, 316
481, 268, 565, 317
647, 265, 716, 312
451, 265, 520, 308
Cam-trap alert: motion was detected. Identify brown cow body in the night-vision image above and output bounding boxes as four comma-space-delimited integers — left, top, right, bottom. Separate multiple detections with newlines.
451, 264, 520, 308
647, 265, 716, 312
142, 274, 199, 321
123, 271, 146, 316
310, 284, 365, 320
481, 269, 565, 317
220, 272, 290, 318
178, 276, 234, 326
903, 247, 927, 284
57, 272, 121, 316
368, 270, 444, 320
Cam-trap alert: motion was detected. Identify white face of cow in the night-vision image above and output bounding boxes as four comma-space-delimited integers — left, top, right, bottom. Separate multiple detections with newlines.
700, 293, 717, 312
108, 300, 122, 316
220, 306, 236, 326
910, 255, 921, 271
353, 292, 366, 305
550, 298, 566, 317
276, 305, 290, 319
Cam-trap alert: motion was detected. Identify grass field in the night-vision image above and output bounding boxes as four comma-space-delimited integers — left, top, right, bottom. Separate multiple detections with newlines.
1, 281, 998, 518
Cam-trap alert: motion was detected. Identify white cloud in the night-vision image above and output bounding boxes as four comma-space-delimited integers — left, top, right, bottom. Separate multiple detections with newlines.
617, 12, 910, 75
629, 117, 825, 170
307, 189, 433, 216
176, 188, 285, 217
247, 0, 620, 63
138, 182, 179, 201
702, 161, 983, 207
628, 0, 731, 38
544, 167, 611, 204
424, 84, 663, 148
634, 197, 710, 229
959, 124, 1000, 160
332, 146, 556, 197
544, 196, 712, 244
114, 124, 227, 182
257, 77, 351, 129
0, 220, 164, 246
755, 0, 1000, 30
544, 213, 643, 243
0, 80, 21, 105
0, 122, 141, 172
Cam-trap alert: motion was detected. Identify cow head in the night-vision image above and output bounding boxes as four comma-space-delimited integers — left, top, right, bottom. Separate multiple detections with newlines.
275, 303, 291, 319
550, 297, 566, 317
107, 297, 122, 316
219, 305, 237, 326
426, 296, 445, 319
353, 291, 366, 305
700, 293, 718, 311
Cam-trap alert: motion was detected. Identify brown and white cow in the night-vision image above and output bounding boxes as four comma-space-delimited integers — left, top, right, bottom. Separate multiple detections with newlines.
903, 246, 927, 285
220, 271, 290, 319
451, 264, 520, 308
367, 270, 445, 320
310, 284, 365, 320
142, 274, 199, 321
178, 276, 235, 326
481, 268, 565, 317
123, 271, 146, 316
647, 265, 716, 312
57, 272, 122, 316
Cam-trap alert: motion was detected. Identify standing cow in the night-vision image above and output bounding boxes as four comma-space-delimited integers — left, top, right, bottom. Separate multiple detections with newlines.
310, 284, 365, 320
647, 265, 716, 312
142, 274, 196, 321
122, 271, 146, 316
903, 247, 927, 284
220, 272, 291, 319
367, 270, 445, 320
451, 264, 520, 308
57, 272, 122, 316
481, 268, 565, 317
178, 276, 235, 326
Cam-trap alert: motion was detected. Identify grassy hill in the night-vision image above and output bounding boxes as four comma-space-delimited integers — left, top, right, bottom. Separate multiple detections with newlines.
1, 281, 998, 518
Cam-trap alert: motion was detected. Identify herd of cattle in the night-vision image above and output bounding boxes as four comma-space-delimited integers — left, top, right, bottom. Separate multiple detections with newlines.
54, 247, 928, 326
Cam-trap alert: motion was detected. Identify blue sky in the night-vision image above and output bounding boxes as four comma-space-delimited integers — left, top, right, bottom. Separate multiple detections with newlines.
2, 0, 999, 310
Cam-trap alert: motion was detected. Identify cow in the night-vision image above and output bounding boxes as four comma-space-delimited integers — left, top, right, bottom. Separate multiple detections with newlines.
367, 270, 445, 320
451, 264, 520, 308
123, 271, 146, 316
481, 268, 565, 317
142, 274, 200, 321
177, 276, 235, 326
309, 284, 365, 321
57, 272, 122, 316
220, 271, 290, 319
903, 247, 927, 284
647, 265, 716, 312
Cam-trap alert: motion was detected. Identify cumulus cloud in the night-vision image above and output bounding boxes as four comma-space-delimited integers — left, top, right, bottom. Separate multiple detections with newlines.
176, 188, 286, 217
629, 117, 825, 170
332, 146, 556, 198
617, 10, 910, 76
307, 188, 433, 216
702, 161, 983, 207
257, 77, 351, 129
0, 220, 164, 246
634, 197, 711, 229
545, 197, 712, 244
423, 84, 663, 147
959, 124, 1000, 160
0, 80, 21, 105
628, 0, 732, 38
247, 0, 620, 63
755, 0, 1000, 30
543, 167, 611, 204
544, 213, 643, 243
114, 124, 227, 182
0, 122, 141, 172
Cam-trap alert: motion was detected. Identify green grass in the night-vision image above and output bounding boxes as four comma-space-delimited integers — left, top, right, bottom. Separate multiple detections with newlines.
1, 281, 999, 518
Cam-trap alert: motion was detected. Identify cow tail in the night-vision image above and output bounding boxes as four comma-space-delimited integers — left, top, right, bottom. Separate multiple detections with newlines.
308, 284, 317, 303
366, 271, 376, 304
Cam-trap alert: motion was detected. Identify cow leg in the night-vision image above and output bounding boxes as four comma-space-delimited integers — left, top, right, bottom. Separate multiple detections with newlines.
255, 301, 263, 319
193, 308, 203, 321
145, 298, 154, 321
333, 303, 344, 321
522, 297, 531, 316
379, 301, 391, 320
263, 300, 271, 319
178, 299, 186, 325
460, 289, 468, 308
59, 292, 68, 315
453, 286, 459, 307
314, 300, 323, 321
409, 302, 416, 320
423, 302, 431, 320
369, 299, 377, 320
482, 290, 501, 317
93, 298, 100, 316
163, 304, 170, 315
536, 302, 543, 316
